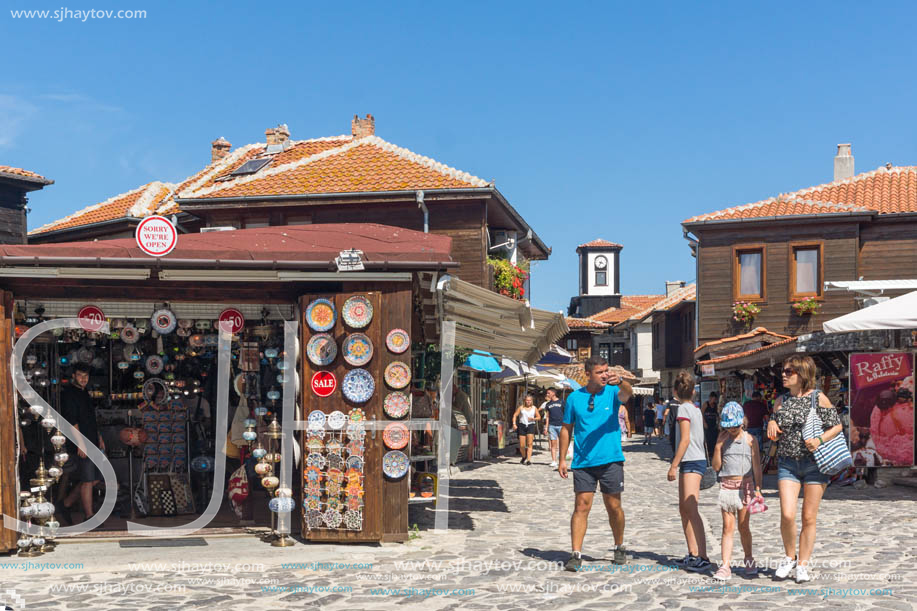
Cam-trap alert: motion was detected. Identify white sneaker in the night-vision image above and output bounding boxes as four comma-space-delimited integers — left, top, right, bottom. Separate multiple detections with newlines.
775, 556, 796, 579
550, 461, 558, 468
795, 564, 810, 583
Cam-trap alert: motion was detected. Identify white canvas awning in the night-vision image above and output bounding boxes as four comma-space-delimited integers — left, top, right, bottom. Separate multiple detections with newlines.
825, 279, 917, 293
435, 275, 569, 364
823, 290, 917, 333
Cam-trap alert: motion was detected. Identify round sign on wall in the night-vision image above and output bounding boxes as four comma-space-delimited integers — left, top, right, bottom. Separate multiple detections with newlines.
311, 371, 337, 397
218, 308, 245, 334
78, 305, 105, 332
135, 215, 178, 257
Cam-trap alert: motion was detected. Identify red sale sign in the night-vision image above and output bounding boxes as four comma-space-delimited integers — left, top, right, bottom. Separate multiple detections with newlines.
78, 305, 105, 332
311, 371, 337, 397
218, 308, 245, 334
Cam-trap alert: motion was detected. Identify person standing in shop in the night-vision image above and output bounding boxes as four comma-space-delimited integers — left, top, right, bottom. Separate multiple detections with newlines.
558, 358, 633, 571
702, 392, 720, 457
541, 388, 565, 469
59, 363, 105, 525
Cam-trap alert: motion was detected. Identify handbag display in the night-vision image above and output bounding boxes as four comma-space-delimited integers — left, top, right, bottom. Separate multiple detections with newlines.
803, 391, 853, 476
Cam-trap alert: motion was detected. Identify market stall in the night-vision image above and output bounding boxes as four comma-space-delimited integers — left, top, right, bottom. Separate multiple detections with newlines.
0, 223, 456, 551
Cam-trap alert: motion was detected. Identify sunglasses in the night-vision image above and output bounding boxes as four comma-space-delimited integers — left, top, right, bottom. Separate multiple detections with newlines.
782, 368, 796, 376
588, 394, 596, 412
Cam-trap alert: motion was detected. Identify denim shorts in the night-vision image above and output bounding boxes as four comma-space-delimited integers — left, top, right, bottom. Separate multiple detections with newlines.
679, 459, 707, 475
548, 425, 562, 440
777, 455, 829, 485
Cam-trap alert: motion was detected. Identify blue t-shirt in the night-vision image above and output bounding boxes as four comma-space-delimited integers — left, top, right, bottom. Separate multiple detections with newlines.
563, 385, 624, 469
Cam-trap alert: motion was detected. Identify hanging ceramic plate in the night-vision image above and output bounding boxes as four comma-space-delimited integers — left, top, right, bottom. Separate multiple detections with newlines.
121, 325, 139, 344
346, 497, 364, 512
384, 361, 411, 389
346, 456, 364, 471
326, 496, 343, 512
385, 329, 410, 354
341, 369, 374, 403
326, 467, 344, 484
305, 437, 324, 453
306, 333, 337, 366
382, 450, 409, 479
327, 453, 345, 471
346, 421, 366, 440
304, 466, 322, 483
306, 452, 326, 469
343, 510, 363, 530
383, 422, 410, 450
307, 410, 327, 429
323, 509, 343, 528
305, 509, 324, 528
306, 298, 336, 332
327, 410, 347, 430
341, 296, 373, 328
326, 438, 343, 455
346, 440, 363, 457
151, 309, 177, 335
145, 355, 164, 375
383, 392, 410, 419
342, 333, 373, 366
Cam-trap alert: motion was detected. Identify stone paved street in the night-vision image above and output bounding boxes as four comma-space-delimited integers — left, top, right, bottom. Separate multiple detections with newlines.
1, 437, 915, 610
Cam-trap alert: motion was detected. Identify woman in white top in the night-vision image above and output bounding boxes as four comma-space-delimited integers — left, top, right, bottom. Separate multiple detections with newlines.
512, 393, 541, 465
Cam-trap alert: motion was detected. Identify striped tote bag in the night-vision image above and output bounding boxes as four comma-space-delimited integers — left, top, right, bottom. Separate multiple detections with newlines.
803, 391, 853, 476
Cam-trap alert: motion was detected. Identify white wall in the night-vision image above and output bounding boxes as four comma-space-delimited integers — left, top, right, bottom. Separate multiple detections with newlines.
584, 251, 616, 296
631, 323, 658, 378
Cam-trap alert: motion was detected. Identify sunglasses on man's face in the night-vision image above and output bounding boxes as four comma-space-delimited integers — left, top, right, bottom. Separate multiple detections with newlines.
782, 368, 796, 376
588, 394, 596, 411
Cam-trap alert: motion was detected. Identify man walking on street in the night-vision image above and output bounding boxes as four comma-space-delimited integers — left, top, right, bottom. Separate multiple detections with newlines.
559, 356, 633, 571
542, 388, 565, 468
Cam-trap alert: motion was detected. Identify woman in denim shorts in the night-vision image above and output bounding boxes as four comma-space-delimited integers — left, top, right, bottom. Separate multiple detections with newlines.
767, 356, 843, 584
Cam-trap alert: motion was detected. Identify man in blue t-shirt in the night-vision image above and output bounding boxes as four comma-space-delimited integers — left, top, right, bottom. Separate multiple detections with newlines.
558, 356, 632, 572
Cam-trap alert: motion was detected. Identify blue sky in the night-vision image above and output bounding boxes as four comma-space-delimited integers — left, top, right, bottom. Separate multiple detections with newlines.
4, 1, 917, 313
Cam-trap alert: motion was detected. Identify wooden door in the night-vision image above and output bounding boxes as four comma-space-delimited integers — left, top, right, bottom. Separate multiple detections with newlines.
0, 291, 17, 552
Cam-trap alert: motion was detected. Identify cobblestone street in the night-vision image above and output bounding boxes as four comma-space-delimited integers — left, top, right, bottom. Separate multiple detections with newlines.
2, 437, 915, 610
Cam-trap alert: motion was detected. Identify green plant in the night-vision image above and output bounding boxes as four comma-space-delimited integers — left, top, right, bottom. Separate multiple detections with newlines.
409, 523, 421, 540
416, 343, 473, 385
792, 297, 820, 315
487, 256, 529, 300
732, 301, 761, 325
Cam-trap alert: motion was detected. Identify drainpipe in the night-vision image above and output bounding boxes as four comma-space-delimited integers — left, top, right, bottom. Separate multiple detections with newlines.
417, 190, 428, 233
683, 228, 700, 349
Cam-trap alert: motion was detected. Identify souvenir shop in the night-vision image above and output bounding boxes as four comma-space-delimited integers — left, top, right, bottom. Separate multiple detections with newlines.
0, 224, 456, 552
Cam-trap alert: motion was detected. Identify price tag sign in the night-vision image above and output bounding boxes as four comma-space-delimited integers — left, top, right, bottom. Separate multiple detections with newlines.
136, 215, 178, 257
311, 371, 337, 397
78, 305, 105, 332
218, 308, 245, 334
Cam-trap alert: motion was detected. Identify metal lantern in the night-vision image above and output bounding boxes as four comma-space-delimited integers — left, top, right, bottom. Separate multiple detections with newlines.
28, 404, 45, 418
48, 466, 62, 480
242, 429, 258, 442
261, 475, 279, 490
251, 446, 267, 460
50, 432, 66, 448
275, 487, 293, 498
54, 452, 69, 465
265, 419, 282, 440
254, 461, 272, 476
40, 416, 57, 430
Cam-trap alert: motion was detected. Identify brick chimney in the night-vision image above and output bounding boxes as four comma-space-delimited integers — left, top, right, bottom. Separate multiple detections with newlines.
211, 137, 231, 163
265, 124, 291, 146
834, 143, 854, 181
665, 280, 686, 296
351, 114, 375, 139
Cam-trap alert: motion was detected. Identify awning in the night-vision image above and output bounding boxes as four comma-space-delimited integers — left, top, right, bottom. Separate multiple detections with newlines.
825, 279, 917, 293
462, 350, 503, 373
631, 387, 655, 396
536, 344, 575, 365
823, 290, 917, 333
435, 275, 569, 364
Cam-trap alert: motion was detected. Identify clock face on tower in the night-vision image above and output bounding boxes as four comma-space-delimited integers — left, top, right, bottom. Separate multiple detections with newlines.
595, 256, 608, 269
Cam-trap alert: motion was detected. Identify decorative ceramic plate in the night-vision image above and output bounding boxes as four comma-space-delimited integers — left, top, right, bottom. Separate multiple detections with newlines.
341, 296, 373, 328
306, 427, 326, 440
385, 329, 410, 354
346, 441, 364, 457
306, 453, 326, 469
305, 509, 324, 528
348, 408, 365, 423
326, 467, 344, 484
382, 450, 409, 479
342, 333, 373, 366
304, 466, 322, 483
326, 438, 343, 455
345, 456, 364, 471
145, 355, 164, 375
346, 497, 364, 512
345, 467, 362, 483
306, 333, 337, 366
327, 482, 342, 497
383, 392, 410, 419
305, 484, 322, 498
305, 437, 324, 452
326, 496, 343, 512
327, 453, 345, 471
307, 410, 327, 429
384, 361, 411, 389
327, 410, 347, 430
383, 422, 410, 450
323, 509, 343, 528
346, 421, 366, 440
306, 298, 336, 332
151, 309, 177, 335
341, 369, 374, 403
344, 510, 363, 530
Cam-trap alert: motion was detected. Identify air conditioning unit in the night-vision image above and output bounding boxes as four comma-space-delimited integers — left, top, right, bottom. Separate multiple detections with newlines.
200, 226, 237, 233
862, 296, 889, 308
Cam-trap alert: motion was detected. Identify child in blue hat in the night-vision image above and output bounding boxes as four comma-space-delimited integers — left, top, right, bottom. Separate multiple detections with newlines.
710, 401, 764, 581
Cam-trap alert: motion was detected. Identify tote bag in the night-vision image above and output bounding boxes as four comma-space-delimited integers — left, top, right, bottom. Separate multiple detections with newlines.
802, 391, 853, 476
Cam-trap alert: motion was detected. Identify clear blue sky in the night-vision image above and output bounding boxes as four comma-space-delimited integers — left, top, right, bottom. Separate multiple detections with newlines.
4, 1, 917, 313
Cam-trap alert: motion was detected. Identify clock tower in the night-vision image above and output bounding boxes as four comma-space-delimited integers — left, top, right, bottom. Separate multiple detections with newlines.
568, 239, 622, 317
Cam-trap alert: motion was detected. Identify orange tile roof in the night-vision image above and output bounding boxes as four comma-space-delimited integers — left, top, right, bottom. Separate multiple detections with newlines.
685, 165, 917, 224
696, 337, 797, 366
627, 284, 696, 322
0, 165, 53, 184
577, 239, 623, 249
592, 295, 666, 324
565, 317, 610, 330
31, 132, 489, 235
694, 327, 793, 355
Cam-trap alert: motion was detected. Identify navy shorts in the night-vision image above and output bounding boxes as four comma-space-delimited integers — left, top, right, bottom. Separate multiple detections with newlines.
77, 456, 102, 483
573, 461, 624, 494
517, 423, 537, 436
679, 459, 707, 475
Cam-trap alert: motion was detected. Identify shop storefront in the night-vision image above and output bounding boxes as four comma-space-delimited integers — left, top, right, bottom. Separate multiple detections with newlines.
0, 224, 457, 551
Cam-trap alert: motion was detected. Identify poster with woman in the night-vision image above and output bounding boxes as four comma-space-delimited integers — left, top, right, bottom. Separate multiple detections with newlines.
849, 353, 914, 467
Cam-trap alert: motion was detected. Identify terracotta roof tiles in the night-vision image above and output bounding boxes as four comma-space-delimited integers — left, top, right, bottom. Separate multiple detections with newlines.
685, 166, 917, 224
565, 317, 610, 330
696, 337, 797, 366
0, 165, 53, 184
592, 295, 666, 324
577, 239, 623, 249
694, 327, 793, 355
